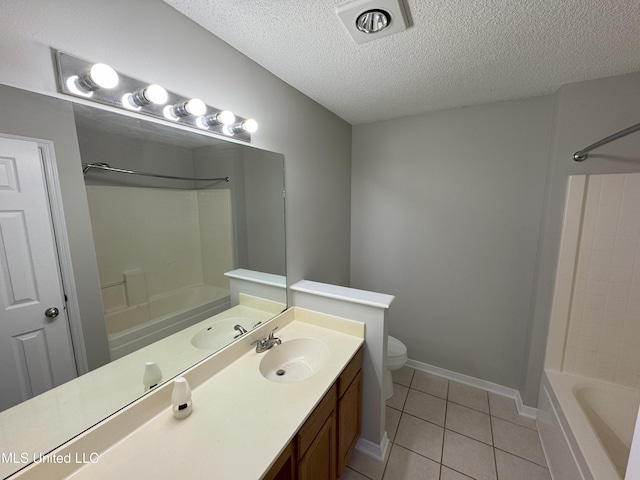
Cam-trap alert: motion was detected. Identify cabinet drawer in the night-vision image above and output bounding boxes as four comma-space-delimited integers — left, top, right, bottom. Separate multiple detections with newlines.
338, 347, 363, 398
297, 383, 337, 459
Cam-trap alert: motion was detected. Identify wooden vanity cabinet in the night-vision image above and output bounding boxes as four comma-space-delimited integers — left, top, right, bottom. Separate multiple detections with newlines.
336, 348, 363, 477
264, 440, 295, 480
297, 410, 337, 480
297, 383, 337, 480
266, 347, 363, 480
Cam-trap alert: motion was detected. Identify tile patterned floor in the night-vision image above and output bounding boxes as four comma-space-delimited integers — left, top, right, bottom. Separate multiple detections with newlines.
339, 367, 550, 480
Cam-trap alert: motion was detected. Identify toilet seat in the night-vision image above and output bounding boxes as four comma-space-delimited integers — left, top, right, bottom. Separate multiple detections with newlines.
387, 335, 408, 368
385, 335, 408, 400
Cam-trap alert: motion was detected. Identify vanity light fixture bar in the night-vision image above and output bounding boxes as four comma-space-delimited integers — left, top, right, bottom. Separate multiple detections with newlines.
55, 50, 258, 143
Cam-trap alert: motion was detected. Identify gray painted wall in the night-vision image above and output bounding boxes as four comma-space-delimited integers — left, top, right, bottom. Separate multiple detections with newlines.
78, 123, 196, 189
0, 0, 352, 286
242, 148, 286, 276
0, 0, 352, 367
351, 96, 555, 392
521, 72, 640, 405
352, 73, 640, 406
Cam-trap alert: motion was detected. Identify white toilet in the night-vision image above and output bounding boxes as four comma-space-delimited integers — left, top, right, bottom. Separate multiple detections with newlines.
386, 335, 408, 399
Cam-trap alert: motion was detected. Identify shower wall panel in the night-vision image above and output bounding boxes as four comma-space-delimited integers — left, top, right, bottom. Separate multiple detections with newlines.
563, 173, 640, 387
197, 189, 234, 290
86, 186, 233, 315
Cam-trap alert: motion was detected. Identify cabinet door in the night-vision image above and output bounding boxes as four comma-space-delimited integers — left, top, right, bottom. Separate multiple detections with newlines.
264, 440, 295, 480
298, 411, 337, 480
337, 370, 362, 476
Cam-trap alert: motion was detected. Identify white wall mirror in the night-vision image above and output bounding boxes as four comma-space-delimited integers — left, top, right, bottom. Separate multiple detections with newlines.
0, 85, 286, 478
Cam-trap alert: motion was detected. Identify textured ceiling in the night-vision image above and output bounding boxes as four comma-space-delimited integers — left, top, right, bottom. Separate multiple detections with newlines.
164, 0, 640, 125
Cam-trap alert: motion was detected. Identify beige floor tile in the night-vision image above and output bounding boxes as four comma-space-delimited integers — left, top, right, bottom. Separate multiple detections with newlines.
386, 406, 402, 442
387, 383, 409, 411
495, 449, 551, 480
338, 466, 371, 480
488, 393, 537, 430
448, 382, 489, 413
445, 402, 493, 445
392, 366, 415, 387
403, 389, 447, 426
394, 413, 444, 462
492, 417, 547, 466
346, 448, 387, 480
442, 430, 497, 480
410, 371, 449, 399
440, 466, 475, 480
382, 444, 440, 480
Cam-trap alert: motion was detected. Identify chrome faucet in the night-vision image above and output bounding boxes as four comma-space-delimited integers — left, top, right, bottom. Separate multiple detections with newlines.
233, 324, 248, 338
252, 327, 282, 353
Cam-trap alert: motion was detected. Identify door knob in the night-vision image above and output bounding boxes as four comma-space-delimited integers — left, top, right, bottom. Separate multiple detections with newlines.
44, 307, 59, 318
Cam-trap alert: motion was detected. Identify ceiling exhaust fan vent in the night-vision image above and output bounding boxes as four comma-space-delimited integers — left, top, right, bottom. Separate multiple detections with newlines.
336, 0, 409, 44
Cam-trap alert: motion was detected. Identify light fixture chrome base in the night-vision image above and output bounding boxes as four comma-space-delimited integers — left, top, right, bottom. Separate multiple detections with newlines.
55, 51, 253, 143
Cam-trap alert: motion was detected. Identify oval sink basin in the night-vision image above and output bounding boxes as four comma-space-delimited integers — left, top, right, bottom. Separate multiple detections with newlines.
259, 338, 330, 383
191, 317, 251, 350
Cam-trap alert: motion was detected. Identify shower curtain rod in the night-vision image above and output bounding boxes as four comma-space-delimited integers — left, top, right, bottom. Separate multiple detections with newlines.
573, 121, 640, 162
81, 163, 230, 182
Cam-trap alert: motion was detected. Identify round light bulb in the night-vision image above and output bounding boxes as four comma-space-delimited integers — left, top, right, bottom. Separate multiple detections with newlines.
185, 98, 206, 116
242, 118, 258, 133
89, 63, 118, 89
218, 110, 236, 126
66, 75, 93, 97
144, 84, 168, 105
121, 93, 141, 111
163, 105, 179, 121
195, 116, 209, 129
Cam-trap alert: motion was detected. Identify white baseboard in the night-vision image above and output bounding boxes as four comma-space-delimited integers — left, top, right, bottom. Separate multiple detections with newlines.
355, 431, 391, 462
406, 359, 538, 419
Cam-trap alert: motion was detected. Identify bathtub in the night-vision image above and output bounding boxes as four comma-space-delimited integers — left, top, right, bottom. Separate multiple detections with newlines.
538, 370, 640, 480
106, 284, 230, 360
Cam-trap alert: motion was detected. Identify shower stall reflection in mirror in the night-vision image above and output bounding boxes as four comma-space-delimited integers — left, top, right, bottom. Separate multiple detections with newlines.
86, 183, 234, 359
76, 100, 286, 362
80, 128, 232, 360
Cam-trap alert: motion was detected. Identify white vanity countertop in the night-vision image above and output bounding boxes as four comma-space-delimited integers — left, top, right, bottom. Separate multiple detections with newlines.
13, 308, 364, 480
0, 298, 280, 480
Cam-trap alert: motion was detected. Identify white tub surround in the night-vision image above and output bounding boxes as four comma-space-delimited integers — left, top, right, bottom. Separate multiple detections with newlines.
540, 173, 640, 480
224, 268, 287, 306
107, 284, 230, 359
291, 280, 394, 462
539, 371, 640, 480
8, 308, 364, 480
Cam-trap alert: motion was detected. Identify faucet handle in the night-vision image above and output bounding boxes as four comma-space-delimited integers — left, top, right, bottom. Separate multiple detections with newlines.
268, 326, 279, 339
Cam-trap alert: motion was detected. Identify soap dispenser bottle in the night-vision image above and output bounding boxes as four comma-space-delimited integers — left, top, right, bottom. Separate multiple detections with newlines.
143, 361, 162, 392
171, 376, 192, 419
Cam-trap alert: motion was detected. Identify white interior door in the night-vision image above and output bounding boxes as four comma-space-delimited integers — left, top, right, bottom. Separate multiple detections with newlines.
0, 137, 77, 411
